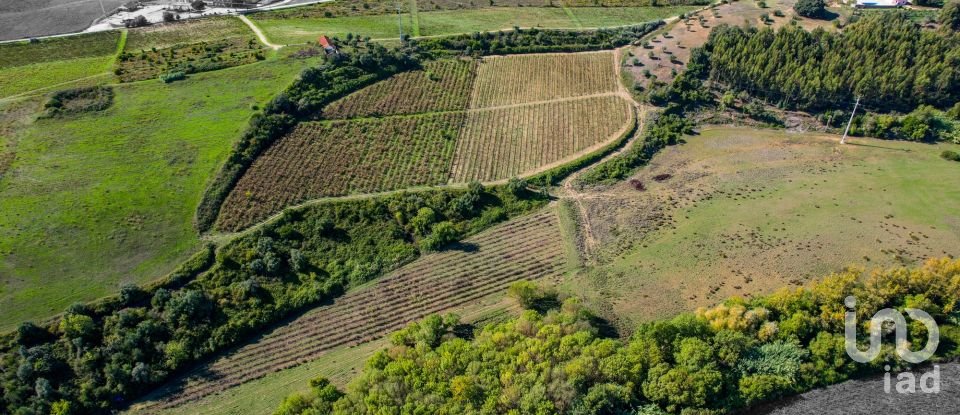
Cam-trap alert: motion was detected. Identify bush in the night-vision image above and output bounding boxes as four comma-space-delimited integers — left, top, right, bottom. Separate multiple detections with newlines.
159, 71, 186, 83
42, 86, 114, 117
794, 0, 825, 18
942, 150, 960, 161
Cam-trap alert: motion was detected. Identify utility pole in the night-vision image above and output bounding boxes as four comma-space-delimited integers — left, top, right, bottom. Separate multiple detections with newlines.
840, 95, 860, 145
396, 1, 404, 43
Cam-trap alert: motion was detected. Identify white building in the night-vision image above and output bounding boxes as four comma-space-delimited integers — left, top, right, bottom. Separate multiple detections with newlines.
855, 0, 908, 8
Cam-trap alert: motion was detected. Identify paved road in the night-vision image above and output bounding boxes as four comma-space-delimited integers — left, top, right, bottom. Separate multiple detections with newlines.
749, 363, 960, 415
0, 0, 125, 41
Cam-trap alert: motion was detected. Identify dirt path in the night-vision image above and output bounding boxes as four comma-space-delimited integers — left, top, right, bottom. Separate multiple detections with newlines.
558, 46, 647, 261
239, 15, 282, 50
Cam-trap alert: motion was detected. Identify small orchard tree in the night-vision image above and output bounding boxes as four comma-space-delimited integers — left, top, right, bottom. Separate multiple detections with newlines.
794, 0, 826, 18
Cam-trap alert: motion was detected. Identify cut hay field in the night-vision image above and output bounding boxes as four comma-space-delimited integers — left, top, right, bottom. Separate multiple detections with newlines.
251, 6, 697, 44
452, 96, 633, 182
0, 52, 323, 330
217, 51, 633, 231
562, 127, 960, 329
468, 51, 619, 107
131, 208, 569, 414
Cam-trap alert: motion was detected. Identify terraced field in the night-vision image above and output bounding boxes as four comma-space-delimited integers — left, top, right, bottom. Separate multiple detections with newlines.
452, 95, 633, 182
216, 112, 464, 231
469, 51, 619, 107
322, 59, 478, 119
133, 208, 569, 412
217, 51, 630, 231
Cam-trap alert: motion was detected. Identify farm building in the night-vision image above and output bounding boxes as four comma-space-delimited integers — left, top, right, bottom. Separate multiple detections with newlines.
318, 35, 339, 54
855, 0, 908, 8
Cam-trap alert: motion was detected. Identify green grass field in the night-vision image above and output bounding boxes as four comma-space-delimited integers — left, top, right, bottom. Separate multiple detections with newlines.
0, 31, 120, 69
0, 52, 321, 330
252, 6, 698, 44
0, 31, 122, 99
564, 127, 960, 328
0, 56, 116, 98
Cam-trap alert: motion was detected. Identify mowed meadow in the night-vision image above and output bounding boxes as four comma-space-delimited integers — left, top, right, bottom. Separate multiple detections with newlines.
564, 127, 960, 328
0, 52, 323, 329
215, 51, 636, 231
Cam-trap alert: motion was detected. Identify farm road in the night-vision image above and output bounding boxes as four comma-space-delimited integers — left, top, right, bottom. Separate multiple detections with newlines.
239, 15, 283, 50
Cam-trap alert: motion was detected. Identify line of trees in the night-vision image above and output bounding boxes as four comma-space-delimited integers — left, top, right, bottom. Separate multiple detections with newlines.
276, 258, 960, 415
695, 13, 960, 113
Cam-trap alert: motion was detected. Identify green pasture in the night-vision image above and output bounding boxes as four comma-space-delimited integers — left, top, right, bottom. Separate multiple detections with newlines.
0, 53, 320, 330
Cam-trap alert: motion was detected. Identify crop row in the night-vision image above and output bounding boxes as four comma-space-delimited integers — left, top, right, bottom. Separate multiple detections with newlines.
468, 51, 618, 108
147, 211, 566, 409
216, 112, 464, 231
322, 59, 477, 119
451, 95, 632, 182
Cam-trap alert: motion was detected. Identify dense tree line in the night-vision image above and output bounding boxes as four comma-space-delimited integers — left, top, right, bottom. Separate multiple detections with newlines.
414, 22, 664, 56
277, 258, 960, 415
696, 13, 960, 113
0, 183, 547, 415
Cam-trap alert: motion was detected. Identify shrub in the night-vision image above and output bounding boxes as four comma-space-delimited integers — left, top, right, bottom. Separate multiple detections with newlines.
43, 86, 114, 117
942, 150, 960, 161
159, 71, 186, 83
794, 0, 826, 18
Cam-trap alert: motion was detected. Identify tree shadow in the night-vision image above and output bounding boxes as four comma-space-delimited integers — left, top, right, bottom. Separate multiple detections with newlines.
845, 142, 912, 152
446, 241, 479, 253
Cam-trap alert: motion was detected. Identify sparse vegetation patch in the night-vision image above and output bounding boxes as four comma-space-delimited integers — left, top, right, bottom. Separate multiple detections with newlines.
42, 86, 114, 117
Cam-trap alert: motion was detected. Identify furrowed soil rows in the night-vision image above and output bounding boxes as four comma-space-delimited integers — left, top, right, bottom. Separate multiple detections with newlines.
137, 209, 567, 411
322, 59, 478, 119
451, 95, 632, 182
469, 51, 618, 108
217, 113, 463, 231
